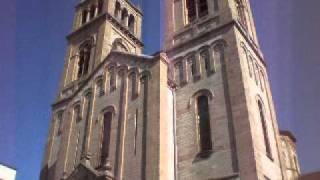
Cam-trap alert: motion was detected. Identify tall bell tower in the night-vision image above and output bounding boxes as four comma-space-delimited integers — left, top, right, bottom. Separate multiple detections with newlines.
59, 0, 143, 91
41, 0, 144, 179
165, 0, 287, 179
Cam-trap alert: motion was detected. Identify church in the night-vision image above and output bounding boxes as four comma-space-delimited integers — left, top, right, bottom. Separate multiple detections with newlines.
40, 0, 301, 179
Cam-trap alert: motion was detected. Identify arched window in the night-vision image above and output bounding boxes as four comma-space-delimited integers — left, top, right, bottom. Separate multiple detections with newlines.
109, 67, 116, 92
175, 62, 184, 86
114, 1, 121, 18
187, 54, 199, 81
258, 100, 272, 159
74, 105, 82, 123
198, 0, 208, 18
196, 95, 212, 153
128, 15, 135, 33
77, 41, 92, 79
100, 112, 113, 165
121, 8, 128, 26
81, 10, 88, 25
89, 5, 96, 20
97, 0, 103, 14
185, 0, 208, 23
130, 72, 138, 99
190, 58, 197, 77
186, 0, 196, 23
200, 49, 211, 74
57, 111, 64, 135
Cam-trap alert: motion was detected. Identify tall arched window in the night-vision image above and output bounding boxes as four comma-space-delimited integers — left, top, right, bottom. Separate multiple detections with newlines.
258, 100, 272, 159
89, 5, 96, 20
198, 0, 208, 18
200, 49, 211, 74
57, 111, 64, 135
100, 112, 113, 165
121, 8, 128, 26
196, 95, 212, 153
74, 105, 82, 123
130, 72, 138, 99
186, 0, 197, 23
78, 43, 91, 79
114, 1, 121, 18
97, 0, 103, 14
81, 10, 88, 25
128, 15, 135, 33
190, 58, 197, 77
109, 67, 116, 92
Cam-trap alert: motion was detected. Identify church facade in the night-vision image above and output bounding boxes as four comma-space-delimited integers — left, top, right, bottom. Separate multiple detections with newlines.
40, 0, 299, 179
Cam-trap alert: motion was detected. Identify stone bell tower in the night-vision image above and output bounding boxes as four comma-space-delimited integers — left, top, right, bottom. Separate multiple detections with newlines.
40, 0, 144, 179
164, 0, 287, 179
59, 0, 143, 90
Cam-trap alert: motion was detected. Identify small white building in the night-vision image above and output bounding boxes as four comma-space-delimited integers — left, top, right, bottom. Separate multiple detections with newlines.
0, 164, 16, 180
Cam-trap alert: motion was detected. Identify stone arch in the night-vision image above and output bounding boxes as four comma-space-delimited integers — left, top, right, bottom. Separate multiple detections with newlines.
128, 67, 139, 77
188, 89, 213, 108
139, 70, 152, 81
211, 39, 228, 50
111, 38, 130, 52
101, 105, 116, 115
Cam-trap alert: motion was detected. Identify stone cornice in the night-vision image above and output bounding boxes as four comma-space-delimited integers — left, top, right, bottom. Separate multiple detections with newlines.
52, 51, 154, 107
166, 20, 267, 68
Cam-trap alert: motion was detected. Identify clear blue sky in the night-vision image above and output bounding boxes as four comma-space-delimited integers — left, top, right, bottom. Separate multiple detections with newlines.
0, 0, 319, 179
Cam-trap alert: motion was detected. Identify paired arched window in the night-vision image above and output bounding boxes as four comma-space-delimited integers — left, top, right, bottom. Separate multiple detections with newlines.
185, 0, 208, 23
113, 2, 135, 32
257, 100, 272, 159
77, 43, 92, 79
196, 95, 212, 153
100, 111, 113, 165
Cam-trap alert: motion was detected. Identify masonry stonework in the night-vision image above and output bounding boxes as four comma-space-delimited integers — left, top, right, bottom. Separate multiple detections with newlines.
40, 0, 299, 180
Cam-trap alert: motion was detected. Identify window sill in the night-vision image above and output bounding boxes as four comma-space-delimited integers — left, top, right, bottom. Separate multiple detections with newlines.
193, 150, 214, 163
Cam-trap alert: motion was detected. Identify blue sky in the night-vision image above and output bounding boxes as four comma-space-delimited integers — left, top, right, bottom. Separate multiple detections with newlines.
0, 0, 319, 179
